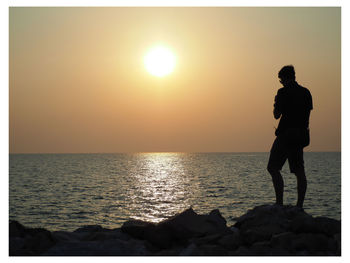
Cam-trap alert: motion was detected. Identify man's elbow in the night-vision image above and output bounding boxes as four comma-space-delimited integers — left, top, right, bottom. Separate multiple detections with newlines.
273, 111, 281, 119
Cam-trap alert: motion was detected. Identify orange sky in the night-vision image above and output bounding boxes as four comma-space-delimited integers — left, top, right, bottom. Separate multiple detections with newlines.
9, 7, 341, 153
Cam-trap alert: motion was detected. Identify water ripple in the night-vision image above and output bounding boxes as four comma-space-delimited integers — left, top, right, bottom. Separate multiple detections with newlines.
9, 152, 341, 231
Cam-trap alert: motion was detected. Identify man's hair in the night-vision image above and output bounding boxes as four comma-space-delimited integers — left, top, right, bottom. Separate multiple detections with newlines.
278, 65, 295, 81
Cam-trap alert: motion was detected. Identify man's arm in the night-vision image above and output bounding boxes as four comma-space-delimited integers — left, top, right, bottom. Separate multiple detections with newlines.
273, 106, 281, 119
273, 94, 282, 119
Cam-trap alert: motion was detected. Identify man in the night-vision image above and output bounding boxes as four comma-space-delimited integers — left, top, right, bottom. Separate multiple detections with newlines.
267, 65, 313, 208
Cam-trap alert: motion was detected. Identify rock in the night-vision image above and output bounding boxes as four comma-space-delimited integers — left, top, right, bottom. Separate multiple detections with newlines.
191, 233, 222, 246
334, 233, 341, 255
43, 238, 149, 256
232, 245, 250, 255
270, 231, 296, 252
52, 231, 85, 242
122, 207, 230, 249
249, 241, 272, 255
9, 221, 27, 238
121, 219, 156, 240
241, 224, 286, 245
195, 244, 228, 256
157, 207, 229, 240
10, 228, 56, 255
217, 232, 241, 250
179, 243, 227, 256
313, 217, 341, 236
9, 237, 26, 256
9, 204, 341, 256
291, 233, 331, 255
179, 243, 198, 256
74, 225, 109, 233
24, 230, 56, 255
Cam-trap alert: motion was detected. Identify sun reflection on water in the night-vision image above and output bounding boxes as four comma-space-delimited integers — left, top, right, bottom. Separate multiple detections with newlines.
126, 153, 195, 223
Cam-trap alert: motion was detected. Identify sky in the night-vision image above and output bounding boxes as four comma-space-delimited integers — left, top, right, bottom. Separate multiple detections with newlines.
9, 7, 341, 153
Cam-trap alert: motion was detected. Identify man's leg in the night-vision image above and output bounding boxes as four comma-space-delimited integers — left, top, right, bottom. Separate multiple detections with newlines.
288, 146, 307, 208
295, 169, 307, 208
268, 168, 284, 206
267, 136, 287, 206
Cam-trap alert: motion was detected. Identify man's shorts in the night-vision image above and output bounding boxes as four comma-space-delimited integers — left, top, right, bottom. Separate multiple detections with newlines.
267, 132, 304, 174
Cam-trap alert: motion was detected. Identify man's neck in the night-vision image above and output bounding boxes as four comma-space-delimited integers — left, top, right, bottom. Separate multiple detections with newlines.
284, 80, 297, 88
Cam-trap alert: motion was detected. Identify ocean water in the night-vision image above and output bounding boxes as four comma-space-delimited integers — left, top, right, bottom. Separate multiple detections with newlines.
9, 152, 341, 231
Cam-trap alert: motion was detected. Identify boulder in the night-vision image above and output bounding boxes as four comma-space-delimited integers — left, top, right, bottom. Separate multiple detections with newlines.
9, 204, 341, 256
9, 221, 27, 238
157, 207, 228, 240
121, 207, 230, 249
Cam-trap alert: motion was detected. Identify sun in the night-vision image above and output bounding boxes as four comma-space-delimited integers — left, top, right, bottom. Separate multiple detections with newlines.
144, 46, 176, 77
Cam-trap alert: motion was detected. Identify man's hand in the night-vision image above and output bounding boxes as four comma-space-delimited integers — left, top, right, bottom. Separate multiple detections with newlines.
273, 108, 281, 119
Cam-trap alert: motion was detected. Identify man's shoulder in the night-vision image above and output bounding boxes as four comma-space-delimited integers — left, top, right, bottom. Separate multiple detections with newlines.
297, 84, 311, 94
277, 87, 286, 94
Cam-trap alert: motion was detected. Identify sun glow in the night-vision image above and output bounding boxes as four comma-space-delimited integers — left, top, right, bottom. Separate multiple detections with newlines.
144, 46, 176, 77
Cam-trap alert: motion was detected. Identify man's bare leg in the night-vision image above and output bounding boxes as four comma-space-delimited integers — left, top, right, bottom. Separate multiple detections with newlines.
295, 169, 307, 208
268, 168, 284, 206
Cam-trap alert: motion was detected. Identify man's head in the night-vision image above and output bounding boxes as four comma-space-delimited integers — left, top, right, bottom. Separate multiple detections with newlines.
278, 65, 296, 83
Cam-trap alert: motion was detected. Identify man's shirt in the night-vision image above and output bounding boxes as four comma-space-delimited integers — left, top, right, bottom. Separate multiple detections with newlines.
274, 81, 313, 136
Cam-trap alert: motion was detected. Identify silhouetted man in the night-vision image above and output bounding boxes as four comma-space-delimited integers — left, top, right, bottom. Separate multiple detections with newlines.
267, 65, 313, 208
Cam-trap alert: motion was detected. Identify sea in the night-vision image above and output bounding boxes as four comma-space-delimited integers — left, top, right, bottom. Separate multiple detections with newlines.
9, 152, 341, 232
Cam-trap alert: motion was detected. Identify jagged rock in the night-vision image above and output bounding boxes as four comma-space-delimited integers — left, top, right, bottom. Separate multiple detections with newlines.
121, 207, 229, 249
10, 204, 341, 256
157, 207, 228, 240
9, 221, 57, 255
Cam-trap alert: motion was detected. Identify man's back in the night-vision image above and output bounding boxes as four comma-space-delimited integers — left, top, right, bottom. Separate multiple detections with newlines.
275, 82, 313, 136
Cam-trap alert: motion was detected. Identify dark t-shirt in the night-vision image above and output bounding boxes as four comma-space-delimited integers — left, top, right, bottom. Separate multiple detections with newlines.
274, 81, 313, 136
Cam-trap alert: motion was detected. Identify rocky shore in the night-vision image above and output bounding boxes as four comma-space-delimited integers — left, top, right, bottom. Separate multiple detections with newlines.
10, 204, 341, 256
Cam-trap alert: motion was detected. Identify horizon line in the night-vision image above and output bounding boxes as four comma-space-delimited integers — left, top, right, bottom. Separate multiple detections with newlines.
9, 150, 341, 154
